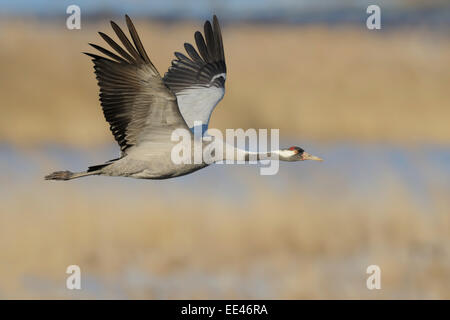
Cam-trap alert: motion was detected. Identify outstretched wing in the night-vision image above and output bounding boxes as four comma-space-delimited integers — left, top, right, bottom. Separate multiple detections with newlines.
85, 15, 188, 155
163, 15, 226, 134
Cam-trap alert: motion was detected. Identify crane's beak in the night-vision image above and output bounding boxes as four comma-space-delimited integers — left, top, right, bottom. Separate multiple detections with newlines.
302, 152, 323, 161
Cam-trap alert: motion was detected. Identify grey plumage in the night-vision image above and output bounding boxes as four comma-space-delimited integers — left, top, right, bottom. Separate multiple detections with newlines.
163, 16, 226, 131
46, 15, 208, 180
45, 15, 322, 181
85, 16, 185, 154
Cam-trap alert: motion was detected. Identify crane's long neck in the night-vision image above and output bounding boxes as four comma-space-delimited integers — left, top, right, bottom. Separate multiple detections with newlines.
199, 138, 294, 163
220, 146, 293, 162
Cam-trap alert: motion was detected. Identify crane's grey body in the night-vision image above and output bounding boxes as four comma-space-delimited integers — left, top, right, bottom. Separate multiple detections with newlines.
45, 15, 322, 181
100, 138, 209, 179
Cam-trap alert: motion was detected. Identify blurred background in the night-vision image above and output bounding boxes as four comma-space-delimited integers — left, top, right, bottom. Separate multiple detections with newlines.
0, 0, 449, 299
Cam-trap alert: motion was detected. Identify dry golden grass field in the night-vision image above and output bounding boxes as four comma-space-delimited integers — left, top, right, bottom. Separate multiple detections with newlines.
0, 18, 449, 299
1, 180, 449, 299
1, 19, 450, 146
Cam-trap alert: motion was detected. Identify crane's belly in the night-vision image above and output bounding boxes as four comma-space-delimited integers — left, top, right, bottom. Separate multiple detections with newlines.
102, 154, 207, 179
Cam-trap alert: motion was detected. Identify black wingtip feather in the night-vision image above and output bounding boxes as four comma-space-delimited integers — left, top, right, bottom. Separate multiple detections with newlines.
203, 21, 216, 60
163, 15, 226, 93
194, 31, 210, 62
98, 31, 135, 63
83, 52, 103, 60
125, 14, 152, 65
212, 15, 224, 61
184, 43, 203, 62
110, 20, 142, 63
88, 43, 127, 63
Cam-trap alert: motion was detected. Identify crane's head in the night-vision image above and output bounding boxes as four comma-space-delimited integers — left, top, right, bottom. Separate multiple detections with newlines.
281, 146, 323, 162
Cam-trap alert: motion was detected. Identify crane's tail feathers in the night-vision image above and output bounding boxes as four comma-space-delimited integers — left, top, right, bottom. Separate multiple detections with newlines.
45, 170, 97, 181
45, 160, 117, 181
